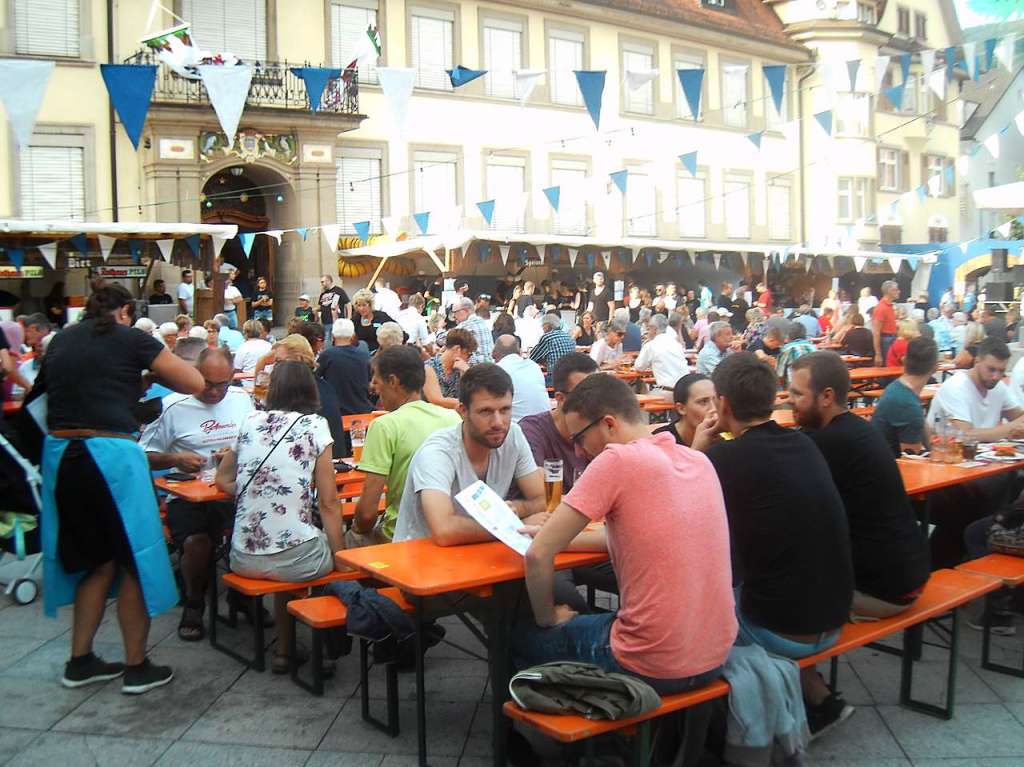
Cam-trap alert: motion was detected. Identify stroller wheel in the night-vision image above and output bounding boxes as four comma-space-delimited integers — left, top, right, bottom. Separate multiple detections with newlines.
12, 578, 38, 606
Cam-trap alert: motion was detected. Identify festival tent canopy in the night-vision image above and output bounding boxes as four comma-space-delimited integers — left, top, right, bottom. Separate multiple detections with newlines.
972, 182, 1024, 215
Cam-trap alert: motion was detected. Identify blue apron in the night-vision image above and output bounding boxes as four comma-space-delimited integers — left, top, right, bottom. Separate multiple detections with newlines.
41, 436, 179, 618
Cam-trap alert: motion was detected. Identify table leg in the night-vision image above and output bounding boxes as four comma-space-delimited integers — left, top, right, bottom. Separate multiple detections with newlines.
488, 582, 517, 767
413, 596, 429, 767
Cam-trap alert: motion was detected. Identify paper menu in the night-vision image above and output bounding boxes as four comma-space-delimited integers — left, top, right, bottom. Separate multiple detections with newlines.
454, 480, 533, 556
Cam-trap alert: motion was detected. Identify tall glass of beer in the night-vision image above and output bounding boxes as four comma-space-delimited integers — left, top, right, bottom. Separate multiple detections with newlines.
544, 459, 563, 512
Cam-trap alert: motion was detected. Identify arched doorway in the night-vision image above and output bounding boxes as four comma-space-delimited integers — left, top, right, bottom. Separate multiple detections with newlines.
201, 163, 295, 324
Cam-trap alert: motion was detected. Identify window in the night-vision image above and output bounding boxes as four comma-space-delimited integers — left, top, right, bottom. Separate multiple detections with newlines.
877, 148, 902, 191
722, 63, 749, 129
856, 2, 876, 24
923, 155, 955, 197
551, 159, 588, 235
330, 1, 379, 84
674, 52, 704, 120
410, 6, 455, 90
336, 147, 382, 234
914, 12, 927, 41
897, 6, 910, 36
724, 176, 751, 238
880, 225, 902, 245
19, 132, 87, 220
676, 175, 706, 238
837, 177, 871, 221
625, 169, 657, 237
835, 93, 870, 136
622, 42, 655, 115
482, 17, 523, 99
181, 0, 267, 62
548, 28, 584, 106
765, 65, 787, 130
413, 151, 458, 229
486, 155, 527, 232
928, 227, 948, 243
15, 0, 79, 57
768, 182, 791, 240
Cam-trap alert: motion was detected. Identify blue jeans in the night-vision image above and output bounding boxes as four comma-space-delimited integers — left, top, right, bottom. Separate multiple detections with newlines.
253, 309, 272, 322
513, 612, 721, 695
736, 613, 839, 660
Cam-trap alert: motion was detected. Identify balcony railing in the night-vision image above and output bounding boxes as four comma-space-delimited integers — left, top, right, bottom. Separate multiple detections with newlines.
123, 50, 360, 115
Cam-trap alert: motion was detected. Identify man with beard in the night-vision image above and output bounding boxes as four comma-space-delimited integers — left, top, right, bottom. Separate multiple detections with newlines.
393, 363, 547, 545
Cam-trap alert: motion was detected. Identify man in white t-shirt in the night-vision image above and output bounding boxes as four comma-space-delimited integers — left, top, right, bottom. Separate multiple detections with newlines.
589, 322, 626, 369
492, 335, 550, 422
139, 346, 254, 640
634, 313, 690, 391
223, 276, 243, 329
177, 269, 195, 315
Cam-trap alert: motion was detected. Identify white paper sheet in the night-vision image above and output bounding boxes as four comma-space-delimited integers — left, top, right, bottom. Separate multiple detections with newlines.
455, 480, 532, 556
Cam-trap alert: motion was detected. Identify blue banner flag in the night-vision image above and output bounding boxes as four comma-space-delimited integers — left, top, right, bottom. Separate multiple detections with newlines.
476, 200, 495, 225
240, 232, 256, 257
100, 64, 157, 150
186, 235, 200, 258
677, 68, 704, 120
609, 170, 628, 195
446, 66, 487, 88
747, 131, 764, 150
353, 220, 371, 244
543, 186, 560, 212
814, 110, 833, 135
290, 67, 342, 112
8, 247, 25, 270
762, 65, 785, 115
574, 71, 606, 130
413, 212, 430, 235
679, 151, 698, 177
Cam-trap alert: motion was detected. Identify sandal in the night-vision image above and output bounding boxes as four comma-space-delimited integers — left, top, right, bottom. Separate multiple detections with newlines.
177, 602, 205, 642
271, 647, 336, 678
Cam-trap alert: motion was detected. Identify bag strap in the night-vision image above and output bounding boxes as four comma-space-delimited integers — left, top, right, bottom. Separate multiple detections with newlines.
236, 415, 303, 500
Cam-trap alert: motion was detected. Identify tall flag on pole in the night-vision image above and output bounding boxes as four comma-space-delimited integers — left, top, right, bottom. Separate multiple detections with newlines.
762, 65, 786, 115
0, 60, 54, 149
574, 71, 606, 130
100, 64, 158, 149
290, 67, 343, 111
677, 68, 704, 120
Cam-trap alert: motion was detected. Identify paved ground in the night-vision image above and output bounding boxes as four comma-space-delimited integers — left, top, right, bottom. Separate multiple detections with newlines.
1, 589, 1024, 767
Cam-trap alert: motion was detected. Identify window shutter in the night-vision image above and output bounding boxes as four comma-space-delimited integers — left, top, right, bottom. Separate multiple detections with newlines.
767, 184, 791, 240
900, 152, 910, 192
677, 176, 705, 238
15, 0, 79, 57
20, 144, 86, 220
336, 152, 382, 234
182, 0, 267, 61
724, 178, 750, 237
549, 32, 583, 105
626, 170, 657, 236
331, 3, 379, 83
486, 158, 526, 232
483, 21, 521, 98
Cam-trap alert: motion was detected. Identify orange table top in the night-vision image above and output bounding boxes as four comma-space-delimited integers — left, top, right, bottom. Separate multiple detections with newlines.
2, 400, 21, 414
335, 539, 609, 597
860, 384, 939, 402
232, 372, 254, 381
898, 457, 1024, 497
155, 466, 367, 503
957, 554, 1024, 586
849, 366, 903, 381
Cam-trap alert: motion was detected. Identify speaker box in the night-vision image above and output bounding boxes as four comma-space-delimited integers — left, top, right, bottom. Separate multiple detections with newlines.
985, 282, 1015, 302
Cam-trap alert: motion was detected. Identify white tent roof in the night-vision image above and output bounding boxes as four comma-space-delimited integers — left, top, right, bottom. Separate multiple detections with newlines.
0, 220, 238, 240
972, 182, 1024, 215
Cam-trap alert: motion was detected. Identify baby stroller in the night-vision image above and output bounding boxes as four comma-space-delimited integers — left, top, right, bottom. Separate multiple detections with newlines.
0, 429, 42, 605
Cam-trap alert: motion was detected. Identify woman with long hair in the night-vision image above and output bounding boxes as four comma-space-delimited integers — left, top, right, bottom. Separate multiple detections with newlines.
38, 284, 203, 693
572, 310, 597, 346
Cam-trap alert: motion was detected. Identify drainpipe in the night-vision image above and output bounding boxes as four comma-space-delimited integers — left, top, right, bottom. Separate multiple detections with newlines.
107, 0, 119, 221
797, 61, 815, 247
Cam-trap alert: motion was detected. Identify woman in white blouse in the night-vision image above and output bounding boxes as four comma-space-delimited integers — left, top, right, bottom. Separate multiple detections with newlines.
216, 360, 344, 673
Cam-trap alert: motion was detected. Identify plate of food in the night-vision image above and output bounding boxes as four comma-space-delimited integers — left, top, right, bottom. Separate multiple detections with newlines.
977, 443, 1024, 462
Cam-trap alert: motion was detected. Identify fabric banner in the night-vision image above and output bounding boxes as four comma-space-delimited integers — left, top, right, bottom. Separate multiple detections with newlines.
98, 235, 117, 263
381, 216, 401, 239
645, 251, 654, 267
186, 235, 200, 258
846, 60, 861, 92
376, 67, 417, 134
631, 249, 640, 263
0, 59, 55, 149
995, 220, 1014, 238
601, 251, 611, 269
679, 151, 698, 177
37, 242, 57, 270
567, 247, 578, 268
984, 132, 1001, 159
805, 257, 814, 273
873, 55, 891, 93
624, 68, 658, 91
447, 65, 487, 89
321, 224, 342, 253
156, 238, 174, 261
888, 256, 903, 273
211, 232, 231, 258
542, 186, 560, 212
353, 221, 370, 244
499, 244, 511, 265
1015, 110, 1024, 136
199, 64, 253, 145
927, 173, 942, 197
854, 256, 867, 272
264, 230, 283, 244
899, 52, 912, 84
295, 227, 308, 241
413, 211, 430, 235
747, 131, 764, 150
100, 64, 157, 149
476, 200, 495, 225
998, 34, 1016, 70
677, 68, 704, 120
882, 83, 905, 110
945, 47, 958, 82
128, 240, 143, 264
984, 38, 997, 71
609, 170, 628, 195
928, 69, 946, 100
514, 69, 545, 105
574, 70, 606, 130
8, 248, 24, 270
814, 110, 833, 135
240, 232, 256, 257
68, 234, 88, 255
762, 65, 786, 114
290, 67, 342, 112
713, 253, 721, 270
920, 50, 936, 78
916, 185, 927, 204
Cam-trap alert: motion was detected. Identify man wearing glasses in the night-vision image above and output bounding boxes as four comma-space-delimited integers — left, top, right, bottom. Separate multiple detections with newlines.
139, 346, 254, 641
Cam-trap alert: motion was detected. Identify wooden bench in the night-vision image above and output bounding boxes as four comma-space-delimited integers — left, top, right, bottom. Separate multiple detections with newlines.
504, 569, 1001, 764
211, 570, 363, 671
287, 588, 413, 736
957, 554, 1024, 678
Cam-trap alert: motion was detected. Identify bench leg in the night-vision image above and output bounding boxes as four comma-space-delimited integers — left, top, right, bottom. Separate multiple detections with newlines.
210, 589, 268, 671
413, 597, 429, 766
981, 592, 1024, 678
630, 721, 652, 767
358, 638, 401, 737
828, 657, 839, 691
899, 610, 959, 720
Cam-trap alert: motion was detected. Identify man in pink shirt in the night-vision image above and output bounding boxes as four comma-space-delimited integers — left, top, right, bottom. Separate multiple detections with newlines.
517, 374, 737, 693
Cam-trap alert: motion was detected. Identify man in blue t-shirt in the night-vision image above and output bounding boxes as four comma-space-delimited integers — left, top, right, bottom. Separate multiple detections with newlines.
872, 337, 938, 456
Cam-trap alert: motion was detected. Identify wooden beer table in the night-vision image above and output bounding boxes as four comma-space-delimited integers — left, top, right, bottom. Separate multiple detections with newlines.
337, 540, 608, 767
849, 365, 904, 382
155, 465, 367, 503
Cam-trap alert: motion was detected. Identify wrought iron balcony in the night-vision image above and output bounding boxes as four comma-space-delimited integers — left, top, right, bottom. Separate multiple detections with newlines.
123, 50, 360, 116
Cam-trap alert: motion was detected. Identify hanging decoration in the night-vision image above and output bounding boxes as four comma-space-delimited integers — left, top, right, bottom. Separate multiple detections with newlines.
198, 64, 253, 146
100, 64, 158, 149
321, 224, 342, 254
353, 221, 371, 244
240, 232, 256, 257
156, 239, 174, 262
677, 68, 704, 120
574, 70, 606, 130
446, 66, 487, 89
624, 68, 658, 92
291, 67, 343, 112
814, 110, 833, 135
763, 65, 786, 114
746, 131, 764, 150
679, 151, 698, 177
609, 170, 628, 195
413, 212, 430, 235
0, 60, 54, 149
514, 70, 545, 105
476, 200, 495, 225
37, 242, 57, 270
543, 186, 560, 212
98, 235, 117, 263
376, 67, 417, 134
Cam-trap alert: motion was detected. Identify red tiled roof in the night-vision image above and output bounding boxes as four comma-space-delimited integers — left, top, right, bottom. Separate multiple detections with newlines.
580, 0, 800, 50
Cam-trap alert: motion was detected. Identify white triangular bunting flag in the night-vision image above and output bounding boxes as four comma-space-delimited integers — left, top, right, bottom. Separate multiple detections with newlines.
632, 249, 640, 263
98, 234, 116, 263
514, 69, 545, 106
376, 67, 417, 134
928, 69, 946, 100
998, 34, 1016, 70
984, 132, 1000, 159
874, 55, 891, 93
996, 220, 1014, 237
854, 256, 867, 272
198, 64, 253, 146
927, 173, 942, 197
805, 257, 813, 273
567, 247, 578, 268
211, 233, 230, 259
264, 229, 283, 244
713, 253, 721, 270
826, 255, 835, 270
156, 238, 175, 262
956, 155, 970, 176
601, 251, 611, 269
963, 42, 977, 80
0, 60, 55, 149
37, 242, 57, 270
624, 68, 658, 91
321, 224, 342, 253
538, 246, 545, 264
381, 215, 402, 239
687, 251, 696, 265
920, 49, 936, 77
888, 256, 902, 273
499, 244, 511, 265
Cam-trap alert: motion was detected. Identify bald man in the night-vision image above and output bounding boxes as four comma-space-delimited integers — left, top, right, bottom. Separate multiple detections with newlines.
492, 334, 551, 422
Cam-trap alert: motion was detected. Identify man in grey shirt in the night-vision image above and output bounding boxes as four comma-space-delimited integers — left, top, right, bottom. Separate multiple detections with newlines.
394, 363, 547, 545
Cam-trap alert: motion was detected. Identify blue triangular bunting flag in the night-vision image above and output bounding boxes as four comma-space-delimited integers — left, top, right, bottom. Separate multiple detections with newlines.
290, 67, 342, 112
943, 165, 954, 185
446, 65, 487, 88
984, 38, 997, 71
479, 244, 489, 262
476, 200, 495, 225
8, 247, 25, 270
353, 220, 371, 244
69, 234, 88, 254
747, 131, 764, 149
916, 185, 927, 203
413, 212, 430, 235
586, 252, 595, 269
677, 68, 704, 120
609, 169, 628, 195
846, 59, 861, 91
882, 83, 905, 110
128, 239, 143, 264
240, 232, 256, 257
574, 71, 606, 130
99, 64, 157, 150
814, 110, 833, 135
679, 151, 698, 177
186, 234, 200, 257
945, 47, 957, 81
296, 227, 308, 240
907, 257, 919, 270
899, 52, 912, 83
762, 65, 785, 115
543, 186, 560, 212
644, 251, 654, 267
